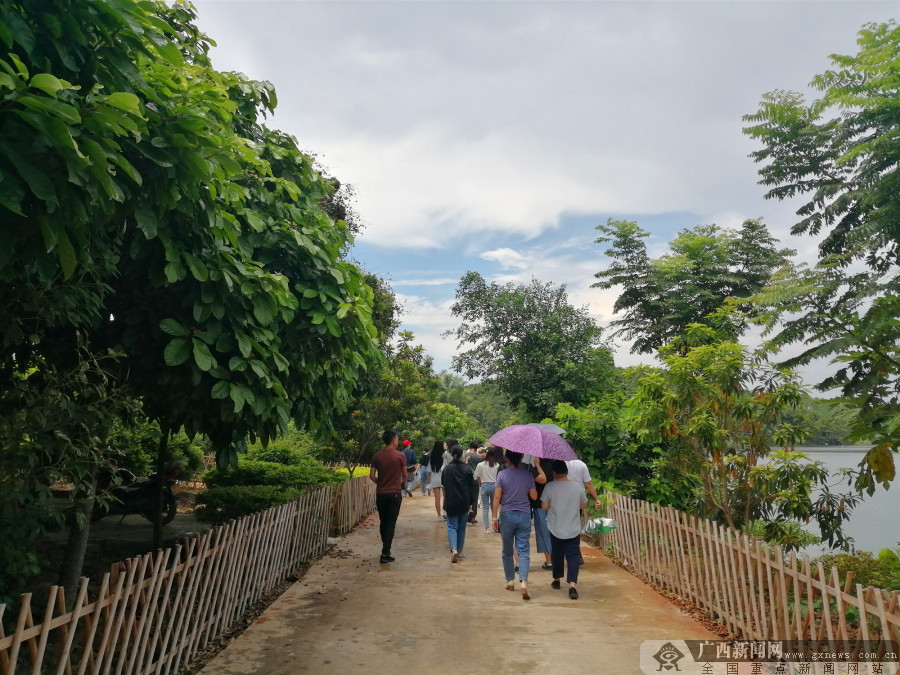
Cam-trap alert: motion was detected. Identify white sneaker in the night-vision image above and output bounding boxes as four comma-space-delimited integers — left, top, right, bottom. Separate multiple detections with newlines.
484, 527, 491, 534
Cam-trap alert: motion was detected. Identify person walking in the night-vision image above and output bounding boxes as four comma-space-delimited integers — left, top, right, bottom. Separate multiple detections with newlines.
531, 458, 553, 571
463, 441, 482, 524
443, 438, 457, 467
474, 446, 502, 533
441, 445, 476, 563
369, 429, 407, 564
541, 460, 587, 599
463, 441, 482, 469
564, 439, 602, 509
491, 449, 537, 600
427, 441, 446, 520
401, 440, 417, 497
418, 447, 431, 496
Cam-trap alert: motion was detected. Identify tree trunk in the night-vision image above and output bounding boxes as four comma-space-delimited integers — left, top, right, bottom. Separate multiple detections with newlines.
152, 425, 170, 550
57, 495, 94, 607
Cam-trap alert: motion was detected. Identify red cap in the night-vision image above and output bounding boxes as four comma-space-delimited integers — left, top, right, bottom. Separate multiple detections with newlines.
403, 440, 411, 446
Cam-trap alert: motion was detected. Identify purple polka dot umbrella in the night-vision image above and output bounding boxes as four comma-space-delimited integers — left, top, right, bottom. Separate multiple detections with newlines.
488, 424, 577, 461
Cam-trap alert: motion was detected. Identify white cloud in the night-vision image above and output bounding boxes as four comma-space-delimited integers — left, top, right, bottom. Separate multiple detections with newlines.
395, 293, 459, 370
196, 1, 898, 251
480, 248, 529, 271
192, 0, 898, 381
391, 277, 459, 287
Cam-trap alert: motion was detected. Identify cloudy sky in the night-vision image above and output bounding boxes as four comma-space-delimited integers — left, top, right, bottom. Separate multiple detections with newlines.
194, 0, 897, 381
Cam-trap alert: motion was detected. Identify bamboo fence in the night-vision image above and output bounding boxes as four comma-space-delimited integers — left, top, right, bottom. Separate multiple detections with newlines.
0, 475, 376, 674
331, 474, 377, 536
594, 493, 900, 650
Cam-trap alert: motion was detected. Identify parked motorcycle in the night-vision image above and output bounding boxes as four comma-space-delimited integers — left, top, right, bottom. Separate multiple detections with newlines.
92, 459, 179, 525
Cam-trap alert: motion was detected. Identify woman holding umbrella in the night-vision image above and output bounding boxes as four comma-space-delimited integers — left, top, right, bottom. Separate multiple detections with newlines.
491, 449, 537, 600
488, 424, 579, 599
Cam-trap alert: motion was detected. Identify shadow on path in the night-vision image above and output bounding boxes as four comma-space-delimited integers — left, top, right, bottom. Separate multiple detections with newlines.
204, 491, 716, 674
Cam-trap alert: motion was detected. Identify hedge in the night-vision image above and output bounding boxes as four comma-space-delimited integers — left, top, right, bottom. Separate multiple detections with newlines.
194, 485, 309, 525
203, 459, 346, 489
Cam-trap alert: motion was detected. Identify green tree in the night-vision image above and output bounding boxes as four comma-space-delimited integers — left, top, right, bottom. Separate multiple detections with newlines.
626, 322, 860, 549
324, 332, 439, 471
0, 344, 136, 605
549, 397, 657, 498
446, 272, 614, 420
779, 394, 860, 447
0, 0, 380, 589
434, 373, 519, 434
743, 20, 900, 491
593, 218, 794, 354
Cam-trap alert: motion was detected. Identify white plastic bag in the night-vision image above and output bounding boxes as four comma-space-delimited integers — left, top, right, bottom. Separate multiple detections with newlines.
582, 516, 618, 534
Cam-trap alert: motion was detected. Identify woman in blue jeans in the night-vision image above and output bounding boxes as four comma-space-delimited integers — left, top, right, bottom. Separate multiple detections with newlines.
491, 449, 537, 600
441, 445, 476, 563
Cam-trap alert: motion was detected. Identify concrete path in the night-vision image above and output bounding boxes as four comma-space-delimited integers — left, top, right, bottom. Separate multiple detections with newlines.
204, 491, 717, 674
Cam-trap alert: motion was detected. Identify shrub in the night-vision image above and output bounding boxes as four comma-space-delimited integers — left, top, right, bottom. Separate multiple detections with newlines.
813, 550, 900, 591
204, 460, 345, 489
330, 466, 371, 480
107, 416, 206, 477
194, 486, 309, 525
247, 445, 306, 466
246, 427, 318, 465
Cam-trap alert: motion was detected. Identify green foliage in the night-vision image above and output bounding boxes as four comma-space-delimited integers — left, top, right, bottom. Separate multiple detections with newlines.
331, 466, 371, 480
593, 218, 793, 354
194, 485, 309, 525
204, 460, 344, 490
246, 427, 318, 465
625, 324, 861, 549
426, 403, 486, 445
813, 550, 900, 591
780, 395, 860, 447
435, 374, 519, 434
746, 521, 820, 553
106, 414, 206, 477
0, 343, 137, 605
0, 0, 381, 476
743, 20, 900, 491
550, 397, 653, 497
447, 271, 615, 420
325, 331, 440, 467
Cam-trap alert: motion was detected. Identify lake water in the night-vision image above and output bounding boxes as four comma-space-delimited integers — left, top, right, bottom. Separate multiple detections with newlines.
796, 447, 900, 556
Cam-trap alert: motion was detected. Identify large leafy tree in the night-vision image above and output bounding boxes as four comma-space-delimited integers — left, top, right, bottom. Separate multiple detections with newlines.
327, 331, 440, 470
743, 20, 900, 490
593, 218, 793, 354
446, 271, 614, 420
0, 0, 380, 586
626, 322, 860, 550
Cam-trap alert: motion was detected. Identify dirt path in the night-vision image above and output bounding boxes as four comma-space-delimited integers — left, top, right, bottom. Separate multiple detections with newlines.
203, 491, 717, 674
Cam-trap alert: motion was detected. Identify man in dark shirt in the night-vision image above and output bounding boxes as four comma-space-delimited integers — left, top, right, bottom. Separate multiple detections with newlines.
369, 429, 407, 563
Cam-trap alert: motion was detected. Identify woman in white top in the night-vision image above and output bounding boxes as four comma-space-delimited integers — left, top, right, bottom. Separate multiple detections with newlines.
474, 446, 502, 533
427, 441, 446, 520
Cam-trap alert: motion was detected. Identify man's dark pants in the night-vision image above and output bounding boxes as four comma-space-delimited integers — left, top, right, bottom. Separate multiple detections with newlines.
375, 492, 403, 556
550, 532, 582, 583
